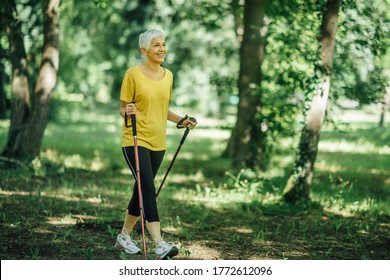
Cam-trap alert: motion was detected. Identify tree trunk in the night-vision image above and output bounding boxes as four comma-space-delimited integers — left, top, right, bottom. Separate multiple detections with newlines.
0, 52, 7, 120
283, 0, 342, 203
378, 72, 390, 127
224, 0, 268, 170
1, 0, 31, 147
0, 23, 8, 120
1, 0, 60, 162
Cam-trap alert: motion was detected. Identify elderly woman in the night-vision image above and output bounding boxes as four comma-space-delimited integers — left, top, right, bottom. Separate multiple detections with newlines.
115, 29, 197, 260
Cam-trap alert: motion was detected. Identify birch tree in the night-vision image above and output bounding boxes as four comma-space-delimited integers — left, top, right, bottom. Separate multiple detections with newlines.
283, 0, 343, 203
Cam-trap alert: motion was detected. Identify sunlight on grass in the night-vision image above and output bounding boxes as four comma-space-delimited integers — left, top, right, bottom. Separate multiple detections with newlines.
319, 140, 390, 154
337, 109, 381, 123
185, 244, 221, 260
223, 226, 253, 234
312, 194, 390, 217
189, 127, 230, 140
161, 171, 205, 184
33, 228, 54, 234
0, 190, 32, 196
1, 103, 389, 260
171, 182, 281, 211
366, 168, 390, 176
47, 215, 78, 226
63, 154, 88, 168
165, 151, 197, 161
40, 149, 110, 171
315, 162, 343, 172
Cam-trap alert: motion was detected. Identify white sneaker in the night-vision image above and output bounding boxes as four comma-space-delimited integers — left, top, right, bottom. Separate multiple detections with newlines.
115, 234, 141, 254
155, 241, 179, 260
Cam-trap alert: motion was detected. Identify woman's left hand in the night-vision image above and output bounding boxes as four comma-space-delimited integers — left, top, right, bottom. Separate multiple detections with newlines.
182, 117, 197, 129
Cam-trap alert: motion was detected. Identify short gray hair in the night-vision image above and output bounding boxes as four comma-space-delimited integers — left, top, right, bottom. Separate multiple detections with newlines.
139, 29, 165, 50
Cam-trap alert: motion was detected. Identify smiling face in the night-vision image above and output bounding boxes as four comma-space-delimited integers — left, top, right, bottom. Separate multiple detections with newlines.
141, 36, 166, 65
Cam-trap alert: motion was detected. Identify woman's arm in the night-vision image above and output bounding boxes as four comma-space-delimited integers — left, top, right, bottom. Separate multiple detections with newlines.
168, 109, 197, 129
168, 110, 182, 124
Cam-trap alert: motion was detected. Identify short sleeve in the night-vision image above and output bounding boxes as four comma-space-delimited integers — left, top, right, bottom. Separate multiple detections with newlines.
120, 71, 135, 103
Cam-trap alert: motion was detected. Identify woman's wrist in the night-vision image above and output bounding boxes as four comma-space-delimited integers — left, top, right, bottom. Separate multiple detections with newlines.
176, 115, 189, 128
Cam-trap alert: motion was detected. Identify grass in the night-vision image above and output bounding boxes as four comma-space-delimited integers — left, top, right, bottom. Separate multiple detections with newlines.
0, 101, 389, 260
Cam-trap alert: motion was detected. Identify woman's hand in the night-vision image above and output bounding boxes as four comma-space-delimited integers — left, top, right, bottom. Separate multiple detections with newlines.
180, 116, 197, 129
125, 103, 137, 116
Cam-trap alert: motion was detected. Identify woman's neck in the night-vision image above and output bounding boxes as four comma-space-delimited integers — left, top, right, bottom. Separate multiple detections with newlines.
142, 61, 161, 73
139, 61, 165, 81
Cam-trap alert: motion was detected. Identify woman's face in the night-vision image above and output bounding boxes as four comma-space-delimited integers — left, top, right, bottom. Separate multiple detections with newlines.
142, 36, 166, 64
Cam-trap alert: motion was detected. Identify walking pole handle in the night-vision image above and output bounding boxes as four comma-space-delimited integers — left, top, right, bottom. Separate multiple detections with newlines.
189, 117, 197, 123
124, 112, 130, 128
180, 117, 196, 145
131, 114, 137, 136
124, 102, 136, 128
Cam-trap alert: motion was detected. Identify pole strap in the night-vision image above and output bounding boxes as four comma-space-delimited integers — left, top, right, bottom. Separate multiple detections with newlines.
177, 115, 197, 129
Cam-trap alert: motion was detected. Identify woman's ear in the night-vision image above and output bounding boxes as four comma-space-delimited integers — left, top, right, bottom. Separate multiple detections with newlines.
140, 48, 147, 56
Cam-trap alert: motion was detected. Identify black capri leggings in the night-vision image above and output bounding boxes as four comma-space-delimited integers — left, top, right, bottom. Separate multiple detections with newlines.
122, 146, 165, 222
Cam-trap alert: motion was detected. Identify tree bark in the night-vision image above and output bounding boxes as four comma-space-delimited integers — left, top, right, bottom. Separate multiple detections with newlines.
0, 23, 8, 119
1, 0, 31, 141
378, 72, 390, 127
283, 0, 342, 203
0, 52, 7, 120
1, 0, 60, 162
224, 0, 268, 170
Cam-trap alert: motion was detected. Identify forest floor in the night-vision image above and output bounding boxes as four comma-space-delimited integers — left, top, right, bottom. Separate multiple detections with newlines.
1, 104, 389, 260
1, 168, 389, 260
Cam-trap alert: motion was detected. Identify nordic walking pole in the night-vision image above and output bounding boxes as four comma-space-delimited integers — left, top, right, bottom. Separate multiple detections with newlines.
125, 107, 147, 260
136, 115, 196, 235
156, 116, 197, 198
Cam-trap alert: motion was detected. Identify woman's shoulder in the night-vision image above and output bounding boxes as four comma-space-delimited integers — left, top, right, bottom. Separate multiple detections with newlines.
125, 66, 140, 76
163, 67, 173, 78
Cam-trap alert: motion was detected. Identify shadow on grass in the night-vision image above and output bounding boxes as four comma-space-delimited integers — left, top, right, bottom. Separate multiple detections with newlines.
157, 194, 390, 260
320, 126, 390, 146
1, 119, 390, 260
1, 158, 390, 260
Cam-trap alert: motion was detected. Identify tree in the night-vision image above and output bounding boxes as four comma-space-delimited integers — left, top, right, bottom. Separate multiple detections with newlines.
1, 0, 60, 162
0, 36, 7, 120
283, 0, 343, 203
379, 74, 390, 127
224, 0, 269, 170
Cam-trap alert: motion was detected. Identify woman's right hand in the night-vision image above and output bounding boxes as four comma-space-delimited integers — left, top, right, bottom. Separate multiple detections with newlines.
125, 102, 137, 116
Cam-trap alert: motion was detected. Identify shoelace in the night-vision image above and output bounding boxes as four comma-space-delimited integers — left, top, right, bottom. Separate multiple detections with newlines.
157, 240, 175, 249
121, 228, 137, 243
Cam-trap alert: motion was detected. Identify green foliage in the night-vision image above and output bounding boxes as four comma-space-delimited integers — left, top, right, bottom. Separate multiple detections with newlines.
26, 248, 40, 260
2, 0, 388, 152
332, 0, 389, 105
54, 0, 240, 117
251, 0, 323, 157
85, 247, 94, 260
2, 0, 390, 202
1, 0, 43, 95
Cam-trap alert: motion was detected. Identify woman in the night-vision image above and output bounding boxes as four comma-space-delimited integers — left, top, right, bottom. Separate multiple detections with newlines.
115, 29, 197, 260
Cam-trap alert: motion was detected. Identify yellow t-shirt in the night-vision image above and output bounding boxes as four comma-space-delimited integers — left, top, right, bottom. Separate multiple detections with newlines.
120, 66, 173, 150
